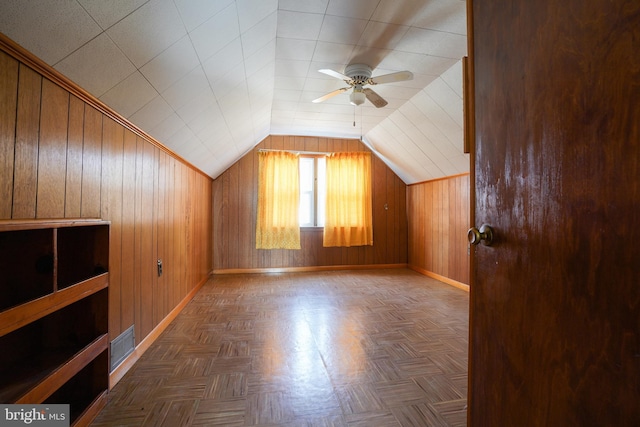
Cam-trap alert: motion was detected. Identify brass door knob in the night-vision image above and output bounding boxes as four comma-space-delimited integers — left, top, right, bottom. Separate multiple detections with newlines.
468, 224, 494, 246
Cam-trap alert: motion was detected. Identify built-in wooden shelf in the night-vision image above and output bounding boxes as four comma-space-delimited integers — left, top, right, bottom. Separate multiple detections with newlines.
0, 274, 108, 337
0, 219, 109, 426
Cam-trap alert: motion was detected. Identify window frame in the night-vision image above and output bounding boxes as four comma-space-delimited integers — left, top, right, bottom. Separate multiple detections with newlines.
298, 154, 326, 228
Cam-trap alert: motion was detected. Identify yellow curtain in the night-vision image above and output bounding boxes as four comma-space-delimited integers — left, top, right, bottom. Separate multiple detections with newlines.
323, 152, 373, 247
256, 151, 301, 249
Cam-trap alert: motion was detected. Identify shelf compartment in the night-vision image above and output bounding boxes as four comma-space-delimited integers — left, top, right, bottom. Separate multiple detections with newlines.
70, 389, 108, 427
0, 228, 54, 311
44, 349, 109, 426
0, 289, 108, 403
16, 335, 108, 405
57, 224, 109, 290
0, 273, 108, 337
0, 219, 110, 426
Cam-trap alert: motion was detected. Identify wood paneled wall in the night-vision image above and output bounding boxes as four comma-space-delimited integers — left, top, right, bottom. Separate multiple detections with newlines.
213, 135, 408, 271
407, 174, 470, 287
0, 44, 212, 348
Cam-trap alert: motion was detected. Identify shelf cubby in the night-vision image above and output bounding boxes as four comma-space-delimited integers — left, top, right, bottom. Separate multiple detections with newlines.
0, 219, 109, 427
0, 228, 54, 311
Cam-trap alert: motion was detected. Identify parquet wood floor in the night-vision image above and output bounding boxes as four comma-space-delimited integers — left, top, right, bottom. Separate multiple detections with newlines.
92, 269, 469, 426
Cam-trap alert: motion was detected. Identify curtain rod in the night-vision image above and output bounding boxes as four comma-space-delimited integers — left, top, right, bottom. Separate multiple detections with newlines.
258, 149, 329, 156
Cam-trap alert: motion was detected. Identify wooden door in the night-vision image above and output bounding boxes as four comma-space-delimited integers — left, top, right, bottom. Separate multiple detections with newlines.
468, 0, 640, 425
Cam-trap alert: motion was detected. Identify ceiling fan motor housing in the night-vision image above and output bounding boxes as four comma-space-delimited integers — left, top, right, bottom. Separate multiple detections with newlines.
345, 63, 372, 85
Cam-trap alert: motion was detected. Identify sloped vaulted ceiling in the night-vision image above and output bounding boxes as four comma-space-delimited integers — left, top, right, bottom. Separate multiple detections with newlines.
0, 0, 468, 184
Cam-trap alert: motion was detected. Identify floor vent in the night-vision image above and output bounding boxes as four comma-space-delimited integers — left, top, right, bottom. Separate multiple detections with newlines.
110, 325, 135, 372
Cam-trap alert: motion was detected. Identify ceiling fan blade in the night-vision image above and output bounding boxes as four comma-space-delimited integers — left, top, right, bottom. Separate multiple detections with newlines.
312, 87, 350, 103
318, 68, 352, 83
363, 88, 388, 108
369, 70, 414, 85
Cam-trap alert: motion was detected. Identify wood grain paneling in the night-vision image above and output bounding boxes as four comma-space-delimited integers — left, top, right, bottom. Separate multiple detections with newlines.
100, 115, 124, 337
212, 135, 408, 271
156, 151, 168, 325
120, 128, 136, 336
0, 52, 18, 219
64, 95, 84, 217
12, 65, 41, 219
407, 174, 470, 287
164, 156, 176, 315
36, 79, 68, 218
81, 103, 103, 218
138, 141, 156, 341
0, 39, 213, 366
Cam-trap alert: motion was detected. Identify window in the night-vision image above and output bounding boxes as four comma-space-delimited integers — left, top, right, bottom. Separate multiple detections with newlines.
299, 156, 325, 227
256, 151, 301, 249
257, 150, 372, 248
323, 152, 373, 247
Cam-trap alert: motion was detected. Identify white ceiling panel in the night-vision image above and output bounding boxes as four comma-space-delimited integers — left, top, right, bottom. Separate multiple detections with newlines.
0, 0, 101, 65
236, 0, 278, 33
279, 0, 329, 14
241, 12, 277, 58
276, 38, 317, 61
413, 0, 468, 34
247, 61, 276, 93
357, 21, 410, 49
106, 0, 186, 68
396, 27, 465, 57
130, 95, 176, 131
371, 0, 424, 25
139, 35, 201, 93
189, 3, 240, 62
244, 40, 276, 76
161, 66, 211, 111
149, 113, 186, 144
173, 0, 235, 32
99, 71, 158, 118
310, 42, 357, 64
202, 38, 244, 83
277, 11, 324, 40
177, 92, 218, 128
425, 78, 464, 128
212, 63, 248, 100
78, 0, 148, 30
326, 0, 379, 20
54, 33, 136, 97
275, 59, 311, 78
318, 15, 369, 45
166, 125, 198, 151
0, 0, 469, 184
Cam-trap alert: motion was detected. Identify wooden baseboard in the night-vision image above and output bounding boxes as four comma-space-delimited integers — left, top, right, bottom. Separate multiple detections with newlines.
108, 275, 210, 389
408, 265, 470, 292
212, 264, 408, 275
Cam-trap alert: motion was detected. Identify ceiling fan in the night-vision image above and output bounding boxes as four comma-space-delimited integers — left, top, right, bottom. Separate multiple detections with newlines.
312, 63, 413, 108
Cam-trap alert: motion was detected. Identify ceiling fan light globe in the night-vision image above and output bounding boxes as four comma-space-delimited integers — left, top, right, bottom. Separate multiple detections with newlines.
350, 90, 366, 106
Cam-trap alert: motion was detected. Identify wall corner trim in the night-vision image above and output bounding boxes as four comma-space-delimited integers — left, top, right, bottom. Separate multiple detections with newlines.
408, 265, 470, 292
